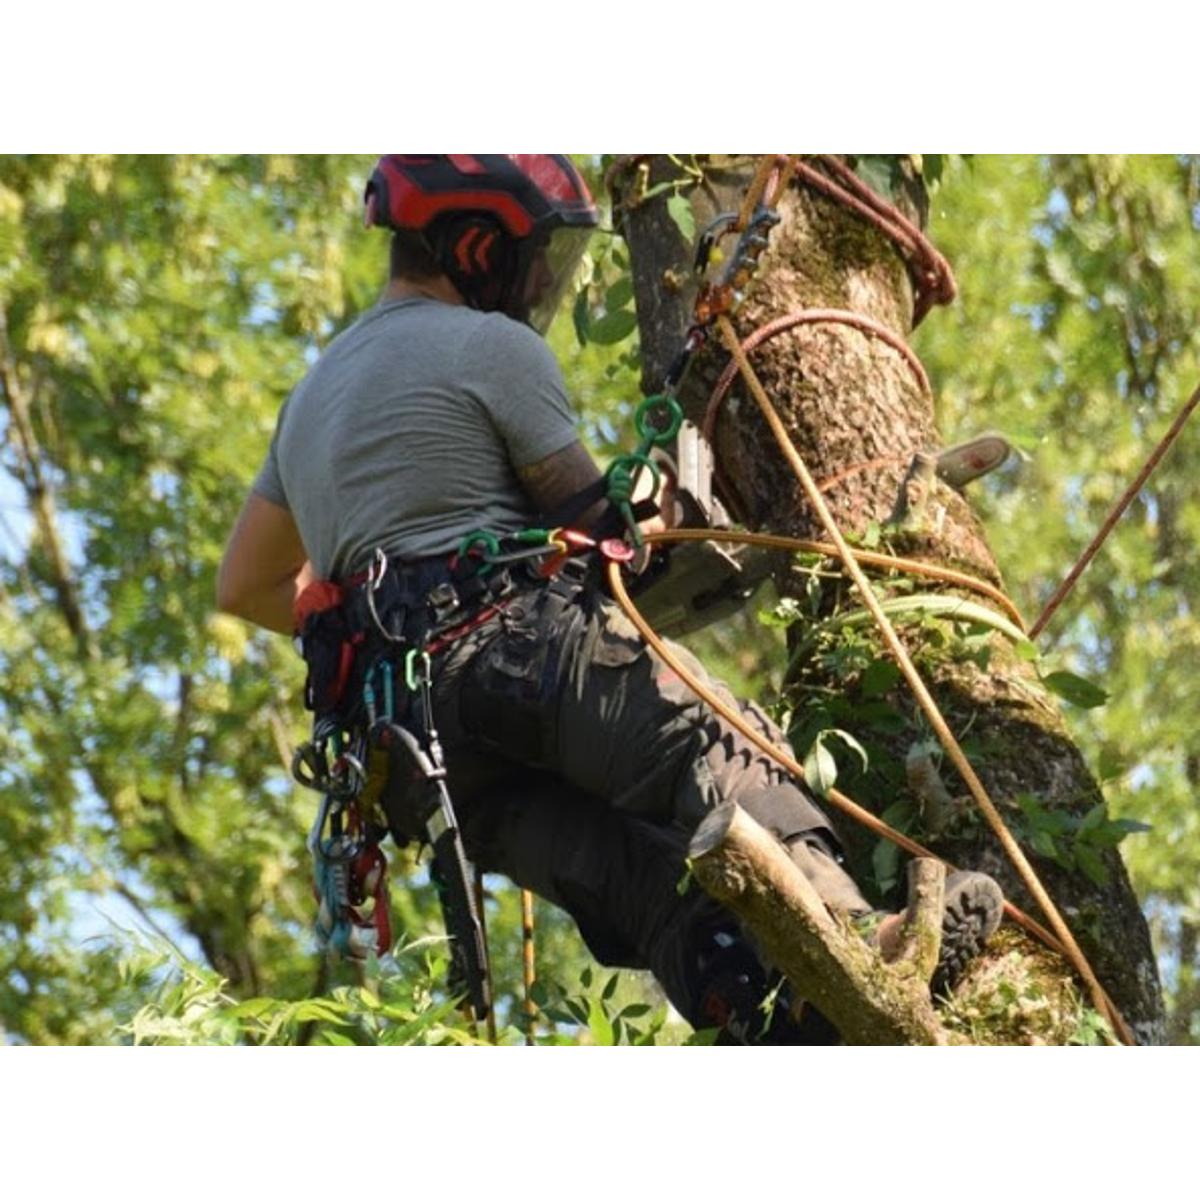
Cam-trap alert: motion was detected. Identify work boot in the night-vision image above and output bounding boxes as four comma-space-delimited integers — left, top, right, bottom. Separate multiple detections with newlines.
771, 822, 1004, 996
871, 869, 1004, 994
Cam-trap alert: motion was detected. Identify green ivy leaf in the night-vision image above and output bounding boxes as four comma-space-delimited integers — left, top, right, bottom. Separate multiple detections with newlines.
823, 728, 870, 773
667, 193, 695, 244
1030, 829, 1059, 860
1074, 844, 1110, 886
1041, 670, 1109, 708
587, 308, 637, 346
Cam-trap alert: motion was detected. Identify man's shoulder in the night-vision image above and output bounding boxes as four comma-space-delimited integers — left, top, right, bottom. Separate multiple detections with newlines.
456, 307, 553, 363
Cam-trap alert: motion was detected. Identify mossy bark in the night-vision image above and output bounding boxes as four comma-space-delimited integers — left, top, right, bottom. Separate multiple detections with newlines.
616, 154, 1164, 1043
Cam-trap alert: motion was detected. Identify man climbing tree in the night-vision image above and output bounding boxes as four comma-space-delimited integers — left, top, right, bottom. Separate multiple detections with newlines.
217, 154, 1008, 1044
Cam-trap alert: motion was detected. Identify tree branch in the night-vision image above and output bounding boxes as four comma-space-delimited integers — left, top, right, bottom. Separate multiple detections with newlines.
689, 802, 949, 1045
0, 309, 96, 661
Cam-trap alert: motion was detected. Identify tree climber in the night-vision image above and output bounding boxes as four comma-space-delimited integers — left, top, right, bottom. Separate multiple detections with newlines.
216, 154, 1004, 1043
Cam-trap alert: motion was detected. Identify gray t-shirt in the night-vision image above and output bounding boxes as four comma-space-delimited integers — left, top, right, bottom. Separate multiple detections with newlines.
253, 297, 580, 579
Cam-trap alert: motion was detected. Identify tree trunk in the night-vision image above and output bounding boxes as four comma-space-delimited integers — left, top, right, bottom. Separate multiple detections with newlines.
615, 154, 1164, 1044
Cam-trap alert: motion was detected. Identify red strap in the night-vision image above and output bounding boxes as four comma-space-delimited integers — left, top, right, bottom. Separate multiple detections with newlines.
292, 579, 345, 632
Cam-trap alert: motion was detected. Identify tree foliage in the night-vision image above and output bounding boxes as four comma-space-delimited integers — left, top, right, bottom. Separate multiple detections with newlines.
1, 154, 1196, 1044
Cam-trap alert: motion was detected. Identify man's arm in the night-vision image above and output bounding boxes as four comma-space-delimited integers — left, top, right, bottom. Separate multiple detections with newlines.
216, 492, 314, 635
518, 440, 673, 535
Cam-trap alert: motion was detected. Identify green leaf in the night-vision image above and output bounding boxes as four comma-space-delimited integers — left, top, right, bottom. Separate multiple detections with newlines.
587, 308, 638, 345
666, 193, 695, 244
580, 966, 593, 990
605, 276, 634, 310
823, 728, 869, 773
1041, 670, 1109, 708
860, 658, 901, 698
587, 997, 615, 1046
601, 973, 619, 1001
572, 287, 590, 345
1074, 844, 1109, 886
618, 1004, 652, 1019
1030, 829, 1059, 860
1088, 817, 1152, 847
1013, 639, 1040, 662
804, 738, 838, 796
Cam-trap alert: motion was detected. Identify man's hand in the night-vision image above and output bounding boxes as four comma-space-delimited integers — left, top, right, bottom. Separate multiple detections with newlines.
217, 492, 313, 635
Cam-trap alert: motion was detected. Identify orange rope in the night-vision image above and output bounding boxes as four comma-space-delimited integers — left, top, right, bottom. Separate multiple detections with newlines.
712, 309, 1131, 1043
605, 559, 1132, 1042
521, 888, 537, 1046
641, 526, 1027, 632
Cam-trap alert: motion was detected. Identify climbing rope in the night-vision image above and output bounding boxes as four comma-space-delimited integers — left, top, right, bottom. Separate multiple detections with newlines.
605, 550, 1134, 1045
522, 889, 537, 1046
604, 152, 1140, 1042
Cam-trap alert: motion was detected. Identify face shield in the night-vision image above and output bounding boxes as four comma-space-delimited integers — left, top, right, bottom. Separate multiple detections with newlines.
511, 224, 594, 335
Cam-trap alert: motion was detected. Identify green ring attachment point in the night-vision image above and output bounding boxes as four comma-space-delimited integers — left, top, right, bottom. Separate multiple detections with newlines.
634, 395, 683, 446
605, 452, 661, 503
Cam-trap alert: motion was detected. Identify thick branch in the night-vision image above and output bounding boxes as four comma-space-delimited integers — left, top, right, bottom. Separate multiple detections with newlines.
689, 803, 948, 1045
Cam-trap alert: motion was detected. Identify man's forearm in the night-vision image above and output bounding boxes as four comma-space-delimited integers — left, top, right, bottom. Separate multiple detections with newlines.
220, 562, 314, 636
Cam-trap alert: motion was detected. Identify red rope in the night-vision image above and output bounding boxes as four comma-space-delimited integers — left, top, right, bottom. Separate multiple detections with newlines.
1029, 380, 1200, 638
703, 307, 932, 444
794, 156, 957, 325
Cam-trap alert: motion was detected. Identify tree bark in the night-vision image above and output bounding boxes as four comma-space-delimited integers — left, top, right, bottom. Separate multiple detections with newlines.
617, 154, 1164, 1043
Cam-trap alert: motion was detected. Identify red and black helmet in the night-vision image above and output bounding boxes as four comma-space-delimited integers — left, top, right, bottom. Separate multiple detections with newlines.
364, 154, 599, 333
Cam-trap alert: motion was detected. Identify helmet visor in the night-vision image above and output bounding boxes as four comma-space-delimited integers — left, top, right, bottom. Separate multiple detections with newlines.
517, 225, 594, 335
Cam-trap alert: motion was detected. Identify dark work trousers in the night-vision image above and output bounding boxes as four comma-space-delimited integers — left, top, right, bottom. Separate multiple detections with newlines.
381, 566, 871, 1040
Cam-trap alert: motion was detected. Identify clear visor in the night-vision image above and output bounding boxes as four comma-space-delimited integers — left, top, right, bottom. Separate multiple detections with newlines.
519, 225, 594, 335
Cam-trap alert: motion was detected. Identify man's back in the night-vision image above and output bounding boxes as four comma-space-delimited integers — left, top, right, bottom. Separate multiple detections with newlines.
253, 296, 580, 578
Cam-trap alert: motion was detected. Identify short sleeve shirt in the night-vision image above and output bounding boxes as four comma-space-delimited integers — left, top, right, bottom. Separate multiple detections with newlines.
253, 297, 580, 579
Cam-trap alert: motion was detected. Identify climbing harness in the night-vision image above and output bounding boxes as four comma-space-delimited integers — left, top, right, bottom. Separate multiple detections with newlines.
291, 551, 526, 1026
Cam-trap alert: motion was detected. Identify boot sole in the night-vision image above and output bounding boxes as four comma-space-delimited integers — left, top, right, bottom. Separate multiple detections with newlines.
932, 872, 1004, 994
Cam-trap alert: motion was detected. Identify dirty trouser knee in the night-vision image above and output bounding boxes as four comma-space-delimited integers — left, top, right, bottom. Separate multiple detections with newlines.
458, 774, 867, 1042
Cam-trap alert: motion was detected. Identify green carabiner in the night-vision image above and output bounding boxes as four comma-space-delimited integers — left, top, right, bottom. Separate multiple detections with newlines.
634, 394, 683, 448
457, 529, 501, 575
405, 649, 432, 692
